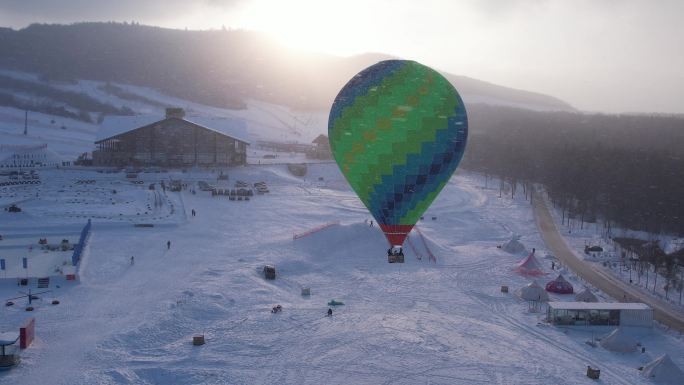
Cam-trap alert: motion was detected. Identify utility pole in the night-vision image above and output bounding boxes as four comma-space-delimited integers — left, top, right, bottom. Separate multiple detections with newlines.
24, 109, 28, 135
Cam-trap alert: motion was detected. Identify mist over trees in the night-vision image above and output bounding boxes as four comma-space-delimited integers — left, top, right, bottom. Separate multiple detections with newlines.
1, 22, 682, 238
0, 22, 571, 111
462, 104, 684, 236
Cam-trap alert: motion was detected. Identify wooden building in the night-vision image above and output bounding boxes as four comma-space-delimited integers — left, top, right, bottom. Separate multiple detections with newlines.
93, 108, 248, 167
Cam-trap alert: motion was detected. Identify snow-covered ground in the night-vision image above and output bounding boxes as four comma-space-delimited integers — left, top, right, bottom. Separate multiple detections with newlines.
0, 70, 329, 161
1, 165, 683, 385
540, 188, 684, 311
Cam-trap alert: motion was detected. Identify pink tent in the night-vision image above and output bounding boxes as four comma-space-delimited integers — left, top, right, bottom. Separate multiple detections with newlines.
545, 274, 574, 294
513, 249, 546, 276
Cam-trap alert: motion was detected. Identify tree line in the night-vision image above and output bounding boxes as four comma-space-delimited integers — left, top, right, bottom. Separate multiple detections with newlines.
462, 104, 684, 237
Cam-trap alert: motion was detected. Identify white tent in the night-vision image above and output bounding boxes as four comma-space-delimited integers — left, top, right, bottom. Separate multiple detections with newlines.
575, 288, 598, 302
518, 281, 549, 302
599, 328, 638, 352
514, 249, 546, 276
641, 354, 684, 384
502, 235, 526, 254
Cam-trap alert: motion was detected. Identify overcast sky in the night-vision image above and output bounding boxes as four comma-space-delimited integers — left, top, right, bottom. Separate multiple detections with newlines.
1, 0, 683, 114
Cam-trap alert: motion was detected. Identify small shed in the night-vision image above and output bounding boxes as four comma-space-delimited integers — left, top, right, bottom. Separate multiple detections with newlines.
263, 265, 276, 280
545, 274, 574, 294
0, 331, 20, 369
547, 302, 653, 327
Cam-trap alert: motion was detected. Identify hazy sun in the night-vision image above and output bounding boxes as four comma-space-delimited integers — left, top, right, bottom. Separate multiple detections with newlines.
230, 0, 380, 56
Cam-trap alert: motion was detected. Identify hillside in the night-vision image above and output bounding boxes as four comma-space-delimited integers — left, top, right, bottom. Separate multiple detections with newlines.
0, 22, 574, 112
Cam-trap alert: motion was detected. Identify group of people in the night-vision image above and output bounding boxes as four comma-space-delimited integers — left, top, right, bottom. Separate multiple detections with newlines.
387, 247, 404, 257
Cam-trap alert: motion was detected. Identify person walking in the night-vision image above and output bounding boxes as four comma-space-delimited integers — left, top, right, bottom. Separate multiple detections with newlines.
327, 308, 333, 316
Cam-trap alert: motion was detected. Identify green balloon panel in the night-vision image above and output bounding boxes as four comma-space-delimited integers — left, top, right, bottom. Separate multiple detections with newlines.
329, 60, 468, 245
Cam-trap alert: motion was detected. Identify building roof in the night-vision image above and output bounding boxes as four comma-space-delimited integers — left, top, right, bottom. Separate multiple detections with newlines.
575, 288, 599, 302
96, 115, 251, 144
312, 134, 329, 145
0, 331, 20, 346
641, 354, 684, 384
548, 302, 651, 311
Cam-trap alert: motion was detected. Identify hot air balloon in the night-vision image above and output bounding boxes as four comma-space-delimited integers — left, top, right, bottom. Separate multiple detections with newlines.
328, 60, 468, 251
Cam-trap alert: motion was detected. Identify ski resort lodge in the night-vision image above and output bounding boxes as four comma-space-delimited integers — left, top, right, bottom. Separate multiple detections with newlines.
93, 108, 249, 167
546, 302, 653, 327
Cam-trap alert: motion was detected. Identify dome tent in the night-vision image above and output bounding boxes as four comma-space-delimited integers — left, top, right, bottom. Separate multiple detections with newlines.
518, 281, 549, 302
502, 235, 526, 254
575, 288, 598, 302
641, 354, 684, 385
599, 328, 638, 352
513, 248, 546, 276
545, 274, 574, 294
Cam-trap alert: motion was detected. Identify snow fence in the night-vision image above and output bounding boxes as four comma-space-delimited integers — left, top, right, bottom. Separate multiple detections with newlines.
71, 219, 92, 267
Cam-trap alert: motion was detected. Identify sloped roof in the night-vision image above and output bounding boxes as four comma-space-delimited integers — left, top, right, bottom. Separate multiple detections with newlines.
641, 354, 684, 384
502, 236, 526, 254
96, 115, 251, 144
546, 274, 574, 293
514, 250, 546, 276
548, 302, 651, 311
518, 281, 549, 301
600, 328, 637, 352
575, 288, 598, 302
312, 134, 329, 145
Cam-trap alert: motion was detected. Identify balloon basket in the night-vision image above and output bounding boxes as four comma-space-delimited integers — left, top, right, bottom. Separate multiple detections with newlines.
388, 254, 404, 263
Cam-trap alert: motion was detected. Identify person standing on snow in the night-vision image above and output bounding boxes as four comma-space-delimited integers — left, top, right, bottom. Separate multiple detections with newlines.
167, 240, 171, 250
130, 256, 135, 265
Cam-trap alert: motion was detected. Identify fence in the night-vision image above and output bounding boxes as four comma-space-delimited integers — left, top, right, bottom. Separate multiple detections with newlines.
406, 236, 424, 261
71, 219, 92, 266
414, 226, 437, 263
293, 221, 340, 240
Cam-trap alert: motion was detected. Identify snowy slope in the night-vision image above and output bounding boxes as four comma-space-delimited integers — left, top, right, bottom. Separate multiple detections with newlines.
1, 165, 682, 385
0, 71, 329, 160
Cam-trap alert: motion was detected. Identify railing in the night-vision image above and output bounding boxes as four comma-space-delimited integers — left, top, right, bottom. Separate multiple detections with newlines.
293, 221, 340, 240
71, 219, 92, 266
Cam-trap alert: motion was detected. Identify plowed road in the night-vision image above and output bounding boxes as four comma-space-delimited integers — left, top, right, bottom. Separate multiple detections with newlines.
532, 190, 684, 333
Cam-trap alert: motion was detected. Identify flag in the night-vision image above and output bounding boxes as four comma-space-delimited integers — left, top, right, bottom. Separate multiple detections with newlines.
22, 257, 27, 269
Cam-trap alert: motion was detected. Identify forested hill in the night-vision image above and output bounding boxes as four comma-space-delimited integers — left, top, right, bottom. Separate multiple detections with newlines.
0, 22, 573, 111
463, 105, 684, 237
2, 22, 683, 237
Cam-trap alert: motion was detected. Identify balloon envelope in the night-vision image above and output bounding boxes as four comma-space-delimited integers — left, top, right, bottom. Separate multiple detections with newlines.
328, 60, 468, 246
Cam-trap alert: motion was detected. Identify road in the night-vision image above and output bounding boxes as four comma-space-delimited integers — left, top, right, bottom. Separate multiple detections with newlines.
532, 189, 684, 333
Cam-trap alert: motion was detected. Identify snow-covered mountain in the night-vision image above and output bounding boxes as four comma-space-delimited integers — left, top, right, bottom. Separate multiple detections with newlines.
0, 69, 330, 159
